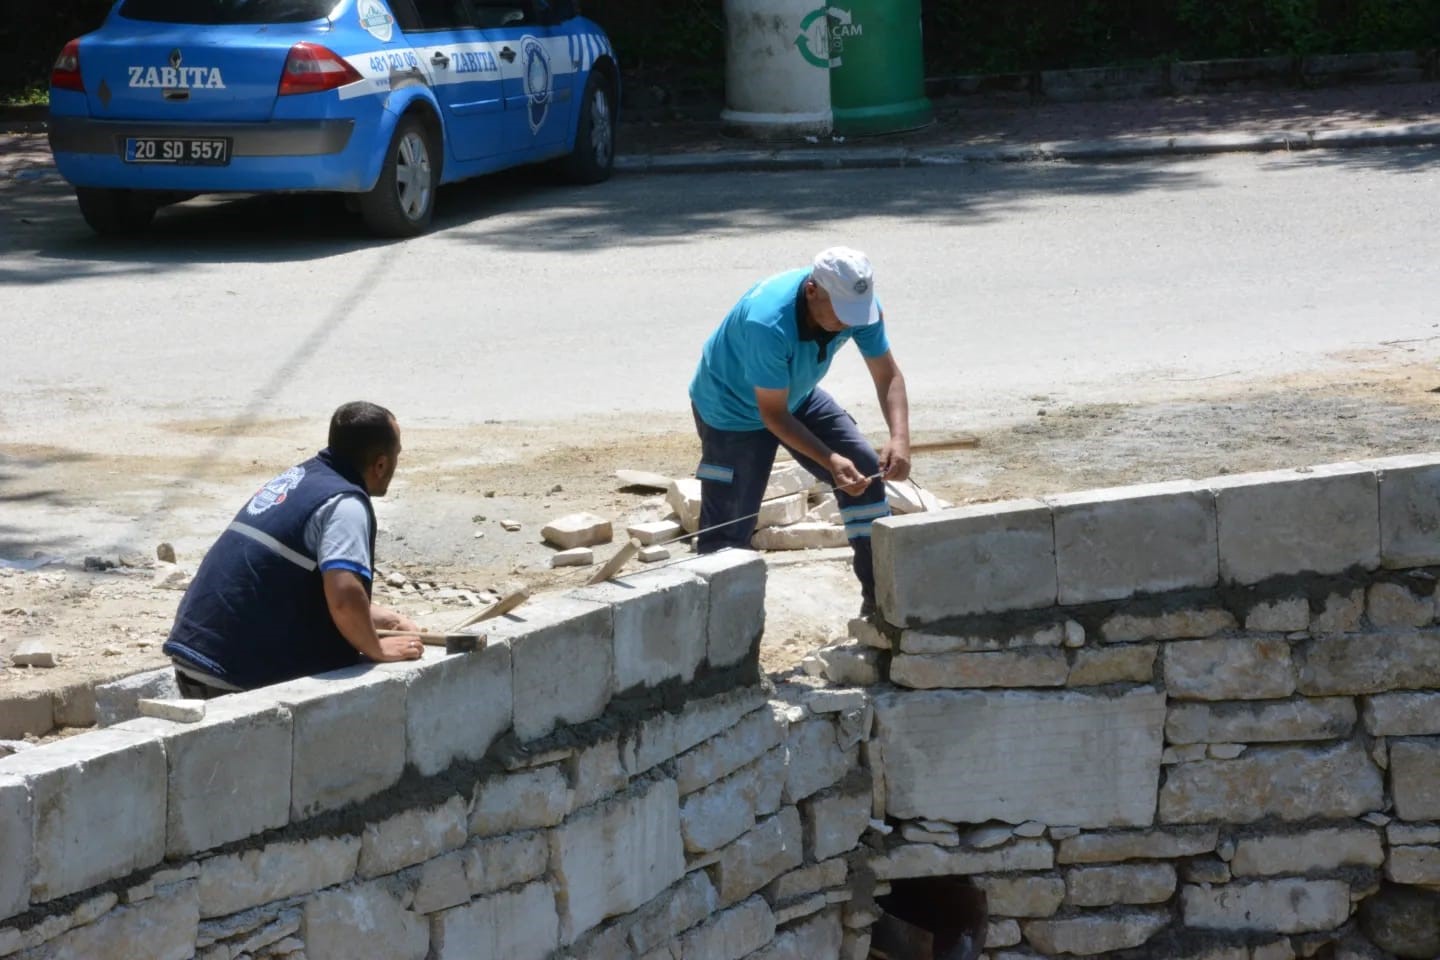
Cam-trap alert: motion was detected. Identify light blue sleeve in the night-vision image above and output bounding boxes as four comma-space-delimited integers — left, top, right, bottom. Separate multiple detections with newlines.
740, 320, 793, 391
304, 495, 373, 579
853, 304, 891, 359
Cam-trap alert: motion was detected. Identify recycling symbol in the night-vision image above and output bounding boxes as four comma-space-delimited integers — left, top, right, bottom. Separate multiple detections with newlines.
795, 5, 852, 69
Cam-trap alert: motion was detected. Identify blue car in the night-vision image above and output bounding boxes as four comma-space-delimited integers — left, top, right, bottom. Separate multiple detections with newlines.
47, 0, 618, 236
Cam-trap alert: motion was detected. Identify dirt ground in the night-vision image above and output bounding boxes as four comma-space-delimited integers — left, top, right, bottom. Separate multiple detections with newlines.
5, 352, 1440, 718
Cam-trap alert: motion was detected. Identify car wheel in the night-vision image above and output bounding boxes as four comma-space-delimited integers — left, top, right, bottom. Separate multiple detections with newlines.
560, 74, 614, 185
75, 188, 157, 236
360, 115, 437, 238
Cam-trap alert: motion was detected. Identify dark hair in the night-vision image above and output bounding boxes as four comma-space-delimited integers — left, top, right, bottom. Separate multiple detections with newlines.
329, 401, 399, 472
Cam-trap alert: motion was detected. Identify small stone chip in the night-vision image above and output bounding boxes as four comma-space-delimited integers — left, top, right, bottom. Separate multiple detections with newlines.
12, 639, 56, 668
638, 546, 671, 563
138, 698, 207, 723
500, 520, 522, 532
155, 542, 177, 563
551, 547, 595, 568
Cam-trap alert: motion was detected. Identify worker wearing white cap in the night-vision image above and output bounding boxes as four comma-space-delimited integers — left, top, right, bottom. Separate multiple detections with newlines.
688, 246, 911, 618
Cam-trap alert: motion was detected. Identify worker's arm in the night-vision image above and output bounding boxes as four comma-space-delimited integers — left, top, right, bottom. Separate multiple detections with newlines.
864, 350, 911, 482
754, 387, 870, 494
322, 570, 423, 663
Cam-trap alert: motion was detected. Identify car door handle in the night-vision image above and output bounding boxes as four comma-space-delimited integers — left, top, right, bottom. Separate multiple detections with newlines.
499, 46, 516, 63
431, 51, 450, 68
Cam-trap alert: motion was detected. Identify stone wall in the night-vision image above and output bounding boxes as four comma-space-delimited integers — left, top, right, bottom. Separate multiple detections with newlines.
0, 551, 881, 960
859, 453, 1440, 959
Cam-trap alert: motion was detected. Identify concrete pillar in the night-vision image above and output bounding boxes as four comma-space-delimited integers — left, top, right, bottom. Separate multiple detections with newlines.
721, 0, 833, 138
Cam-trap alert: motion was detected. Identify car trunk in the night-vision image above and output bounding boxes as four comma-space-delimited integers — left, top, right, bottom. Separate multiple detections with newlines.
83, 17, 334, 122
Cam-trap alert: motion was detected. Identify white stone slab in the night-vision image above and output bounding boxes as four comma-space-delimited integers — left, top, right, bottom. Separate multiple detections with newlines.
548, 777, 685, 944
24, 882, 199, 960
873, 688, 1165, 827
1047, 480, 1218, 604
115, 694, 292, 857
197, 835, 360, 918
873, 500, 1058, 627
676, 550, 766, 669
0, 775, 31, 921
571, 568, 707, 691
432, 881, 558, 960
1182, 879, 1350, 933
303, 881, 428, 960
1373, 453, 1440, 567
1210, 463, 1380, 584
487, 597, 609, 743
0, 728, 166, 902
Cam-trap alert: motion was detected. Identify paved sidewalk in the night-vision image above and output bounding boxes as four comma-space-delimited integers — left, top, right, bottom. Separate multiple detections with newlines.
5, 81, 1439, 182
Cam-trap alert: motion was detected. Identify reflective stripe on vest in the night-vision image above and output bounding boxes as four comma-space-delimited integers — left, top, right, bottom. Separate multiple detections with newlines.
227, 521, 318, 572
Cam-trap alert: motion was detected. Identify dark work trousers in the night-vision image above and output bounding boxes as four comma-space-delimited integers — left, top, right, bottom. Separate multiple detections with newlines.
691, 389, 891, 612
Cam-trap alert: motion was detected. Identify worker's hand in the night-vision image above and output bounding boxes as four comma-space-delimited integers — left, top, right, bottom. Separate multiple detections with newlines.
828, 453, 871, 496
375, 634, 426, 662
372, 605, 420, 633
880, 438, 911, 483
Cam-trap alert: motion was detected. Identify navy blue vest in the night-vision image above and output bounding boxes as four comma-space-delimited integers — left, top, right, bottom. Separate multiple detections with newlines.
163, 449, 377, 690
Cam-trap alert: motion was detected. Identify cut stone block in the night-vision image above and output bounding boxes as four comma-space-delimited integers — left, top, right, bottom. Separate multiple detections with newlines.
470, 765, 572, 835
0, 691, 54, 740
1047, 480, 1218, 604
711, 806, 804, 904
0, 728, 165, 903
677, 550, 766, 670
11, 640, 56, 668
783, 718, 856, 804
1022, 908, 1169, 954
890, 648, 1068, 689
568, 737, 629, 809
303, 881, 428, 960
752, 522, 848, 550
1389, 822, 1440, 845
1163, 637, 1296, 700
638, 545, 670, 563
1363, 691, 1440, 736
802, 774, 871, 861
1367, 582, 1435, 629
886, 480, 948, 515
1375, 454, 1440, 568
1101, 607, 1236, 644
872, 839, 1054, 881
50, 681, 95, 728
1229, 828, 1383, 877
873, 688, 1165, 827
626, 686, 771, 777
542, 512, 613, 550
1211, 463, 1380, 584
1245, 596, 1311, 633
551, 547, 595, 568
973, 874, 1065, 917
680, 759, 765, 854
899, 621, 1066, 655
487, 597, 609, 743
1387, 845, 1440, 885
768, 858, 847, 903
676, 706, 783, 795
757, 493, 807, 528
432, 881, 558, 960
1182, 879, 1350, 933
1064, 863, 1177, 906
807, 642, 882, 686
95, 667, 180, 727
1159, 741, 1382, 824
0, 775, 31, 921
1313, 588, 1366, 634
767, 463, 815, 499
24, 881, 199, 960
1058, 827, 1218, 864
1069, 645, 1157, 686
668, 479, 702, 534
628, 519, 684, 547
549, 777, 685, 944
136, 698, 205, 723
987, 919, 1022, 948
571, 567, 706, 691
462, 830, 550, 896
198, 835, 359, 918
412, 853, 470, 914
807, 493, 842, 525
678, 895, 775, 960
115, 695, 291, 858
873, 500, 1058, 627
248, 667, 406, 820
358, 794, 467, 878
1391, 739, 1440, 820
1166, 697, 1356, 744
628, 871, 720, 955
1298, 631, 1440, 696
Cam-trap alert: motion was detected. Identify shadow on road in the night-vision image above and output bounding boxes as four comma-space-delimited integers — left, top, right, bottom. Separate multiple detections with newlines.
1257, 143, 1440, 176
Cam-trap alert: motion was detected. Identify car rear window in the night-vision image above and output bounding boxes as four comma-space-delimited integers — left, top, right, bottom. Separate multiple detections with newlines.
117, 0, 340, 23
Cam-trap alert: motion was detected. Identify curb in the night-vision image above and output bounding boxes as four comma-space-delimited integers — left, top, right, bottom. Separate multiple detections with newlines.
616, 121, 1440, 174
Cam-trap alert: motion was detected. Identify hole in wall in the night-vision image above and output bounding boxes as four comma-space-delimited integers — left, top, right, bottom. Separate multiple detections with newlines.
871, 877, 987, 960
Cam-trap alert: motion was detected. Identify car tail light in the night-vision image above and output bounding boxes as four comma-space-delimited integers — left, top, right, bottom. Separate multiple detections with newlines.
278, 43, 363, 96
51, 39, 84, 93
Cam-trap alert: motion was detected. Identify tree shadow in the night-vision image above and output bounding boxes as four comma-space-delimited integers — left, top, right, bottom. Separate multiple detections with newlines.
0, 452, 94, 561
1255, 143, 1440, 175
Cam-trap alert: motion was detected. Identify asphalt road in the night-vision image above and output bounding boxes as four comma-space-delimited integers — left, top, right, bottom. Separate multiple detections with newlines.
3, 148, 1439, 444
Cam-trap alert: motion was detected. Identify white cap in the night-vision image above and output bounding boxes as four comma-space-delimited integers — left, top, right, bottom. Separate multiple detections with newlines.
811, 246, 880, 328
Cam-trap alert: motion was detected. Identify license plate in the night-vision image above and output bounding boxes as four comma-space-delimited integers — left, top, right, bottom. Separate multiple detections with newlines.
123, 137, 231, 166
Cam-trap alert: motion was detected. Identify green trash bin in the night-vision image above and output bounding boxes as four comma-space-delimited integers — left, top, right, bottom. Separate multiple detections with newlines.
827, 0, 933, 136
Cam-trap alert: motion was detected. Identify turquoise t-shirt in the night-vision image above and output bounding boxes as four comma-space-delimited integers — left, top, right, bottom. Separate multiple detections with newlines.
689, 268, 891, 431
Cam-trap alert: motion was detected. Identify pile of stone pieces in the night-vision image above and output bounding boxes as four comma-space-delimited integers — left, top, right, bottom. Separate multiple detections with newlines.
664, 464, 950, 554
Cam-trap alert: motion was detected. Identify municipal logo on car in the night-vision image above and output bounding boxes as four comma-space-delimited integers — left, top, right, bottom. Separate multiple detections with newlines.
521, 36, 552, 134
246, 466, 306, 516
358, 0, 394, 42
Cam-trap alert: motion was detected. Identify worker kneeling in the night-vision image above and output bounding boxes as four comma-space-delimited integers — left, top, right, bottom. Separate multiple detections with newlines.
164, 401, 424, 697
